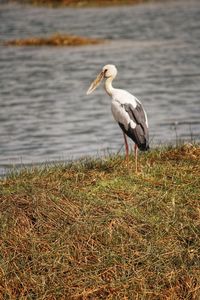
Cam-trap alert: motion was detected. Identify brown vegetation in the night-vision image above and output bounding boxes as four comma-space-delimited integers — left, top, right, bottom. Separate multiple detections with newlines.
3, 33, 104, 47
0, 145, 200, 299
10, 0, 156, 7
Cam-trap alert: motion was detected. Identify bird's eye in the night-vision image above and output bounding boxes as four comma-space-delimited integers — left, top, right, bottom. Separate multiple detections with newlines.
104, 69, 108, 73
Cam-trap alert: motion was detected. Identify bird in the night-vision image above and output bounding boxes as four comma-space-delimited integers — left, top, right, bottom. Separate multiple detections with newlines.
86, 64, 149, 172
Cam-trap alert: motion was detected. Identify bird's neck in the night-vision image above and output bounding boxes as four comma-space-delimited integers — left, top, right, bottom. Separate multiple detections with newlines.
104, 77, 115, 96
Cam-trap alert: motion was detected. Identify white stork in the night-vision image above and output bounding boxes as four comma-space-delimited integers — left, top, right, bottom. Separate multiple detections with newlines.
86, 64, 149, 172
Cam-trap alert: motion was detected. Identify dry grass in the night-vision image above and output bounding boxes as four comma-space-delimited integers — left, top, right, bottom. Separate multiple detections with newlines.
9, 0, 158, 8
3, 33, 104, 47
0, 144, 200, 299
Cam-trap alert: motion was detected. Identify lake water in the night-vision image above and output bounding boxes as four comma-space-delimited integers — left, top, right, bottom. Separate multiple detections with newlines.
0, 0, 200, 173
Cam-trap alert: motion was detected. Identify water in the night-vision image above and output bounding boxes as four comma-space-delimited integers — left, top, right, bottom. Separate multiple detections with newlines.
0, 0, 200, 172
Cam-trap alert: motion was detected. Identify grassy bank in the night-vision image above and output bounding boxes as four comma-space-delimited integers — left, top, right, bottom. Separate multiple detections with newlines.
0, 144, 200, 299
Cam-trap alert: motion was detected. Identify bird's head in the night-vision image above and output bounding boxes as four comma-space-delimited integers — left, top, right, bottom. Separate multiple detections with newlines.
86, 64, 117, 95
103, 64, 118, 79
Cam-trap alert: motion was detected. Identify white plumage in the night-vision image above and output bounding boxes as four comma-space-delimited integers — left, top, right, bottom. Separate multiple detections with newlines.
87, 64, 149, 172
111, 93, 138, 131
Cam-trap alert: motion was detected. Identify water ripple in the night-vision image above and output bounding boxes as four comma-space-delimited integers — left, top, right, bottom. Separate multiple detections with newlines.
0, 0, 200, 165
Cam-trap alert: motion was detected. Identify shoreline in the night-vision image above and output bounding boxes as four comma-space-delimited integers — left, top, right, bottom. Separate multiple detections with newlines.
0, 143, 199, 176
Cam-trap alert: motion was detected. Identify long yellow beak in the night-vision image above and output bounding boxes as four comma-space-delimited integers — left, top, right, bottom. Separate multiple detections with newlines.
86, 71, 104, 95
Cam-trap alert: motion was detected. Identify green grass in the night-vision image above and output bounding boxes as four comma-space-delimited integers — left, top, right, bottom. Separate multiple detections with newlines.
0, 144, 200, 299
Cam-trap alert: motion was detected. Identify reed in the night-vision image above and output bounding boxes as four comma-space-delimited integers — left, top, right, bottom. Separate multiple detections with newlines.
0, 144, 200, 299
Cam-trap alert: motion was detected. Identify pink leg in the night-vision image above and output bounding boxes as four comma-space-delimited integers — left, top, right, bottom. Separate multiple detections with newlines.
123, 132, 129, 161
134, 144, 138, 172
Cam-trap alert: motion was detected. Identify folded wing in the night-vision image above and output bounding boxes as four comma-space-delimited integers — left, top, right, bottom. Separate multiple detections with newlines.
117, 101, 149, 151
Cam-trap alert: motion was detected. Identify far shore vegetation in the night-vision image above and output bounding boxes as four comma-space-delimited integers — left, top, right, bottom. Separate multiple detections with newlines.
3, 33, 105, 46
9, 0, 161, 7
0, 144, 200, 299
